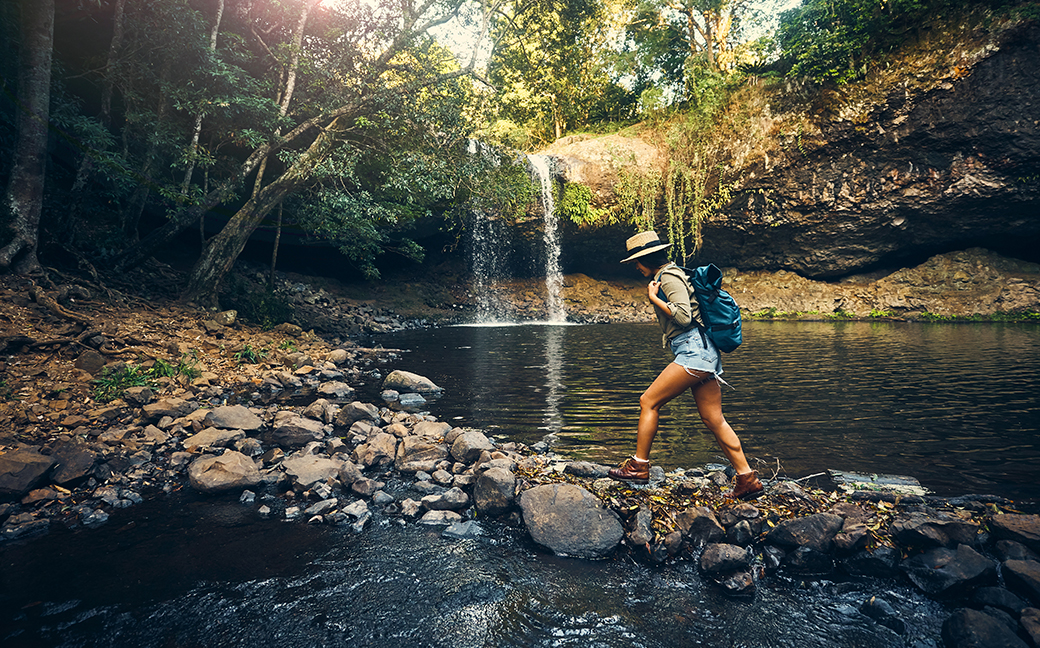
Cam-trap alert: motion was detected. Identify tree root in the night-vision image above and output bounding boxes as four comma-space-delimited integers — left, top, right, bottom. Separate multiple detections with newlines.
30, 283, 93, 326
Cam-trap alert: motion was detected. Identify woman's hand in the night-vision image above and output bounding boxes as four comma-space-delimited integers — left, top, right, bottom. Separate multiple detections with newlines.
647, 280, 661, 300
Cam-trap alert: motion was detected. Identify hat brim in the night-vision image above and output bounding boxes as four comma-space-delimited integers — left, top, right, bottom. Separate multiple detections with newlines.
621, 242, 671, 263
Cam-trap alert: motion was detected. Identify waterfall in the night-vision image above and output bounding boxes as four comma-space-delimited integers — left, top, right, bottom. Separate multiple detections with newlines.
469, 209, 510, 323
527, 154, 565, 323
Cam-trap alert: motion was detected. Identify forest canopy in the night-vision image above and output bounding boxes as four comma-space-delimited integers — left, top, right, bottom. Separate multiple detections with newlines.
0, 0, 1031, 306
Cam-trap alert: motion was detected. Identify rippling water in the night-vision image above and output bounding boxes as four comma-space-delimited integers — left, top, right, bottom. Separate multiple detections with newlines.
372, 321, 1040, 503
2, 492, 948, 648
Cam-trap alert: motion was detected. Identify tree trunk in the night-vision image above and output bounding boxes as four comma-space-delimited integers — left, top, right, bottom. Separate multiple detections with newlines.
0, 0, 54, 273
182, 117, 345, 305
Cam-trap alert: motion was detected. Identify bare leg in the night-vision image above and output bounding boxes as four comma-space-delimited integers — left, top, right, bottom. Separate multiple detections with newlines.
691, 377, 752, 475
634, 363, 706, 460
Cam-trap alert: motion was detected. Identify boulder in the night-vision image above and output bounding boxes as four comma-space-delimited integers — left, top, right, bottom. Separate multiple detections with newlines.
74, 350, 106, 375
264, 412, 325, 448
901, 544, 997, 597
335, 401, 380, 427
282, 455, 344, 489
317, 381, 354, 401
991, 514, 1040, 554
49, 443, 96, 485
413, 421, 452, 437
395, 393, 427, 412
0, 448, 56, 497
182, 427, 246, 452
971, 587, 1028, 617
1022, 609, 1040, 647
563, 462, 610, 478
1004, 560, 1040, 607
675, 506, 725, 547
941, 608, 1030, 648
421, 487, 470, 511
474, 467, 516, 515
450, 430, 494, 464
395, 436, 449, 473
890, 511, 979, 548
767, 513, 844, 552
519, 483, 623, 559
204, 405, 263, 431
122, 386, 155, 406
627, 507, 654, 548
187, 451, 261, 493
700, 543, 751, 576
383, 370, 443, 394
142, 397, 196, 422
354, 432, 398, 468
842, 546, 901, 579
419, 510, 462, 525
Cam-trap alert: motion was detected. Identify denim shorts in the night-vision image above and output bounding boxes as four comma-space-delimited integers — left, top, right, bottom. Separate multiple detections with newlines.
669, 328, 723, 377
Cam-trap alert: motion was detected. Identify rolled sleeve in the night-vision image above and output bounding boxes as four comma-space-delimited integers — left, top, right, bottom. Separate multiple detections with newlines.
659, 271, 692, 328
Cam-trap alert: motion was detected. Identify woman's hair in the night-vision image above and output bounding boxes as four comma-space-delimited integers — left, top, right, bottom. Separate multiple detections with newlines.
637, 249, 671, 269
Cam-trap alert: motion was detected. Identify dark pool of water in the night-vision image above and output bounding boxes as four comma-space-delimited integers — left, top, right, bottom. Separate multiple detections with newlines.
369, 321, 1040, 504
1, 491, 949, 648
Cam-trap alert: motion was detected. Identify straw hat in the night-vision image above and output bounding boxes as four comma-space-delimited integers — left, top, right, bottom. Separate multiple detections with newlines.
621, 231, 671, 263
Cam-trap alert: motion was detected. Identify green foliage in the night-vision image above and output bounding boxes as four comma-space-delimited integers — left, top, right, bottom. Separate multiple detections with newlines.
278, 339, 298, 351
151, 353, 202, 380
776, 0, 991, 85
558, 183, 604, 224
869, 309, 897, 318
92, 364, 152, 403
827, 309, 856, 319
234, 344, 268, 365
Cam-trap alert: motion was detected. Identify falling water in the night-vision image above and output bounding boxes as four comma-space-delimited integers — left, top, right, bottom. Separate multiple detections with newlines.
469, 209, 510, 323
527, 154, 565, 323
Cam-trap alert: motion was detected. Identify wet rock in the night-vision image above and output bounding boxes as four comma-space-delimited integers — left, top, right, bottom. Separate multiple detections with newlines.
842, 546, 901, 579
1, 513, 50, 540
205, 405, 263, 431
833, 522, 871, 554
317, 381, 354, 402
0, 447, 56, 497
901, 544, 997, 597
143, 398, 196, 422
182, 427, 245, 452
971, 587, 1028, 617
1022, 609, 1040, 646
235, 437, 263, 457
860, 596, 907, 634
890, 510, 979, 548
942, 608, 1030, 648
413, 421, 452, 437
240, 490, 255, 504
354, 432, 398, 468
626, 506, 654, 548
395, 436, 448, 473
337, 460, 363, 486
304, 498, 339, 516
443, 520, 484, 540
995, 540, 1040, 563
49, 443, 96, 485
81, 508, 109, 528
725, 520, 755, 546
395, 393, 427, 412
700, 543, 751, 576
351, 478, 383, 497
718, 570, 756, 596
563, 462, 609, 478
383, 370, 443, 394
519, 483, 623, 559
282, 455, 343, 489
675, 506, 725, 547
400, 498, 422, 518
187, 451, 261, 493
123, 386, 155, 407
474, 467, 516, 515
784, 546, 834, 575
991, 514, 1040, 554
372, 491, 394, 506
1004, 560, 1040, 606
450, 430, 494, 464
421, 487, 470, 511
767, 512, 844, 552
264, 412, 325, 448
335, 401, 379, 427
419, 510, 462, 525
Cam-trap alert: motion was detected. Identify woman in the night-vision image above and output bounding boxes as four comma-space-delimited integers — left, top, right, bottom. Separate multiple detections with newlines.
608, 231, 764, 500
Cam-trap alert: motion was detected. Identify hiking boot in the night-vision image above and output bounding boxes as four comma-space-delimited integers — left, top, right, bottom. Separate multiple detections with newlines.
725, 470, 764, 500
608, 457, 650, 484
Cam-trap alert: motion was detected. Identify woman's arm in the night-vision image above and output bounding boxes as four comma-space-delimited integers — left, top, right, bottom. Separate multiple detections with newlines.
653, 270, 693, 327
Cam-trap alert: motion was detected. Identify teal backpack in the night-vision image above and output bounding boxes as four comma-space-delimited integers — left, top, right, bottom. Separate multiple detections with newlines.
659, 263, 743, 353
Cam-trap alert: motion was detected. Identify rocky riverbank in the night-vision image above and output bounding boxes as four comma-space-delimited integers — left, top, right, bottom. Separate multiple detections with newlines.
1, 262, 1039, 647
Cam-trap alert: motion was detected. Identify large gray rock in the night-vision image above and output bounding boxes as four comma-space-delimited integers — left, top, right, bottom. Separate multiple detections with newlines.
941, 608, 1030, 648
335, 401, 380, 427
901, 544, 997, 596
354, 432, 398, 468
204, 405, 263, 431
0, 448, 56, 497
395, 436, 448, 473
890, 511, 979, 548
317, 381, 354, 401
450, 430, 494, 464
383, 370, 443, 394
413, 421, 452, 437
474, 467, 516, 515
182, 427, 246, 452
1004, 559, 1040, 607
767, 513, 845, 553
187, 451, 261, 493
675, 506, 725, 547
519, 483, 623, 559
991, 514, 1040, 554
421, 487, 470, 511
282, 455, 344, 489
700, 543, 752, 576
264, 412, 325, 448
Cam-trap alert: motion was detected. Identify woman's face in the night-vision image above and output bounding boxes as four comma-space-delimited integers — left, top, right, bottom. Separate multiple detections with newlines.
634, 261, 653, 277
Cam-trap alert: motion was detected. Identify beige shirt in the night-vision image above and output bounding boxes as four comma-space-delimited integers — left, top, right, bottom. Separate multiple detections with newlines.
653, 263, 701, 347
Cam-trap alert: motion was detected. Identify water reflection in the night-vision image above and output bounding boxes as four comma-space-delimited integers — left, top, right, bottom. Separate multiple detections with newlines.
373, 322, 1040, 503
